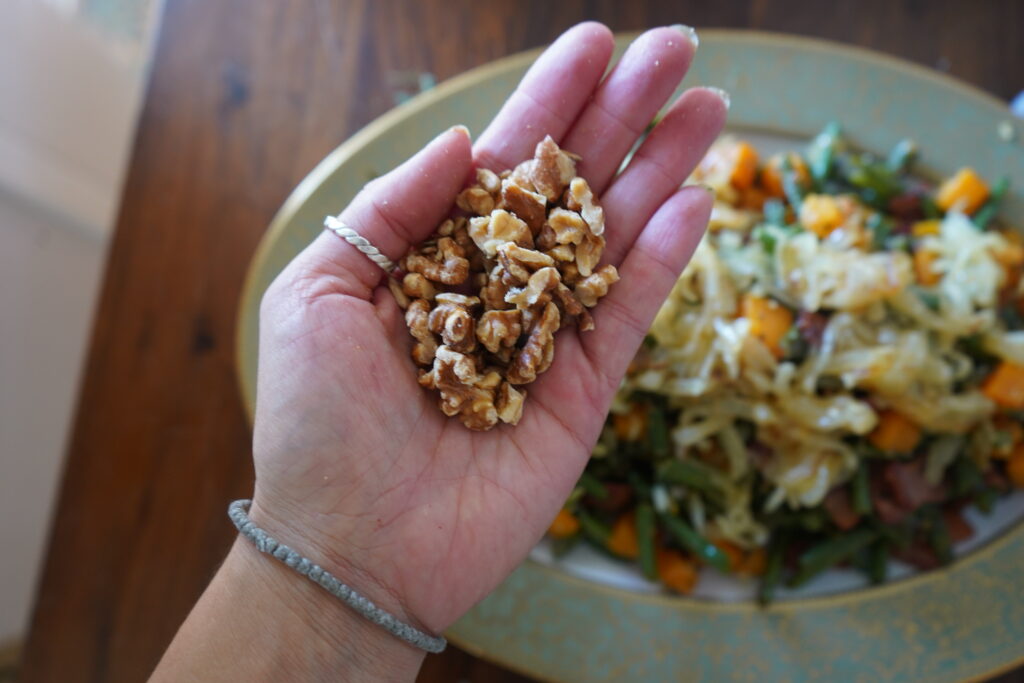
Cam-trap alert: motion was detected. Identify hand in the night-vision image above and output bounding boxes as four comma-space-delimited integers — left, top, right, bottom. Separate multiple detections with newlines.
251, 22, 726, 636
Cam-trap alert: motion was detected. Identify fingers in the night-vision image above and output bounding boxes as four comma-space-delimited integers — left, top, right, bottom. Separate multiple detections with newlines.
581, 186, 713, 382
295, 126, 473, 299
561, 26, 698, 194
601, 87, 728, 266
473, 22, 613, 172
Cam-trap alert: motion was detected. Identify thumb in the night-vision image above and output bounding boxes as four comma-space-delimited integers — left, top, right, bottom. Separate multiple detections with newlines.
293, 125, 474, 299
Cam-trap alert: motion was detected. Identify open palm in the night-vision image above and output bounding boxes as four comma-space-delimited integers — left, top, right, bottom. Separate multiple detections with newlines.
250, 22, 726, 635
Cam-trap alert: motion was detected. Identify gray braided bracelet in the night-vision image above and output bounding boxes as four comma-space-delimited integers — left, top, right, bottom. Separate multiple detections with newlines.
228, 499, 446, 653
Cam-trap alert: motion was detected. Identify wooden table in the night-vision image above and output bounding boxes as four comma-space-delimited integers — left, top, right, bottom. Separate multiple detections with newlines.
19, 1, 1024, 681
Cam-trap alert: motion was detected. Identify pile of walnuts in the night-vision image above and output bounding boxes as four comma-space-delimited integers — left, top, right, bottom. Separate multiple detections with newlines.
390, 136, 619, 430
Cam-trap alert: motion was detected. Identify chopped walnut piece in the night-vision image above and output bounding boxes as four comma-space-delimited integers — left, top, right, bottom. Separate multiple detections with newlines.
402, 237, 469, 285
530, 135, 577, 201
405, 299, 437, 364
500, 179, 548, 233
476, 168, 501, 195
468, 209, 533, 258
402, 272, 436, 301
399, 136, 616, 430
507, 301, 560, 385
505, 267, 561, 309
574, 264, 620, 307
574, 233, 605, 277
565, 177, 605, 236
388, 277, 410, 309
477, 309, 522, 353
496, 243, 555, 284
495, 382, 525, 425
456, 187, 495, 215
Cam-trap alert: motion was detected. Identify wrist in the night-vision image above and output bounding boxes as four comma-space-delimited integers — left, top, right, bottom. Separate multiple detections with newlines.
226, 536, 426, 681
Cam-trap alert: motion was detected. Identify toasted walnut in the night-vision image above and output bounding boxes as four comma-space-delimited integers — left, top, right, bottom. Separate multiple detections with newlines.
476, 168, 501, 195
565, 177, 605, 236
530, 136, 577, 201
436, 218, 455, 236
574, 233, 605, 278
545, 245, 575, 262
469, 209, 533, 257
477, 309, 522, 353
456, 187, 495, 215
495, 382, 525, 425
403, 237, 469, 285
536, 223, 558, 251
402, 272, 436, 301
405, 299, 437, 364
547, 208, 586, 245
500, 179, 548, 233
388, 277, 410, 309
507, 301, 560, 385
496, 243, 555, 284
505, 267, 561, 309
575, 264, 620, 307
428, 294, 480, 353
480, 265, 512, 310
560, 261, 582, 286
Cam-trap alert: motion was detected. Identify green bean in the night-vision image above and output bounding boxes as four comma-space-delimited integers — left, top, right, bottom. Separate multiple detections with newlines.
928, 511, 953, 565
921, 195, 941, 219
852, 463, 872, 516
661, 514, 731, 572
789, 528, 877, 587
578, 471, 609, 500
952, 457, 983, 497
657, 459, 725, 506
973, 176, 1010, 229
647, 407, 670, 458
636, 503, 658, 580
551, 535, 580, 558
627, 471, 652, 500
867, 539, 889, 584
886, 139, 918, 173
758, 532, 788, 605
867, 213, 894, 251
577, 509, 611, 546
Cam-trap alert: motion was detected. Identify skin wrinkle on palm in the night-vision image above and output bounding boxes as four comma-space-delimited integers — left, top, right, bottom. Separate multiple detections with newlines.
153, 22, 727, 681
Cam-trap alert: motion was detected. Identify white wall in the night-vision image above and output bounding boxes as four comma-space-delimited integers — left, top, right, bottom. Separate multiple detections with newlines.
0, 0, 159, 643
0, 192, 107, 639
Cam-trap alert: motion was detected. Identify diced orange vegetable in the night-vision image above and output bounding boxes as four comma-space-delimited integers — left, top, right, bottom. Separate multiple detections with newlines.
798, 194, 845, 238
1008, 446, 1024, 488
761, 153, 810, 198
868, 410, 922, 453
656, 549, 699, 594
613, 404, 648, 441
992, 240, 1024, 269
736, 547, 768, 576
911, 219, 942, 237
730, 142, 759, 190
982, 361, 1024, 410
913, 248, 942, 286
711, 540, 744, 571
741, 294, 794, 359
738, 185, 768, 211
936, 167, 990, 214
548, 508, 580, 539
607, 512, 640, 558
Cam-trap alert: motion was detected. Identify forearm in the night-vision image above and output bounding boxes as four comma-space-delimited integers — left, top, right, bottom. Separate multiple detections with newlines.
152, 538, 425, 682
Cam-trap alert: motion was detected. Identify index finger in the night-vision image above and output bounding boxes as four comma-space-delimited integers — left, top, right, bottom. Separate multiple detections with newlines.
473, 22, 613, 173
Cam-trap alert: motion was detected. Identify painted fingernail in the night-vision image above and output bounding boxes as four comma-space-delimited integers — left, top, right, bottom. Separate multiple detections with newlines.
670, 24, 699, 49
704, 87, 731, 110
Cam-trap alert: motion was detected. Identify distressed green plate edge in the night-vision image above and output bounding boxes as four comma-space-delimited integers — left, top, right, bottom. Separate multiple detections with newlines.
236, 30, 1024, 683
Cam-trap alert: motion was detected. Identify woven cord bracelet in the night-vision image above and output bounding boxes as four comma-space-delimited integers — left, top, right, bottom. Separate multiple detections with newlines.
228, 499, 447, 653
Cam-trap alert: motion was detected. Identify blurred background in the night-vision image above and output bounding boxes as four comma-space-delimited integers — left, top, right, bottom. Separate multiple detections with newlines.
0, 0, 161, 658
1, 1, 1023, 681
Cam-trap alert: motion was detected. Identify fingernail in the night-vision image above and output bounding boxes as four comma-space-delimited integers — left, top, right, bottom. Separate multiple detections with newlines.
670, 24, 699, 49
450, 124, 471, 139
704, 86, 731, 110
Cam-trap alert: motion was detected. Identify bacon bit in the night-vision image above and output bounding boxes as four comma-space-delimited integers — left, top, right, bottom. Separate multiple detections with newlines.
942, 507, 974, 544
796, 311, 829, 347
822, 486, 860, 531
887, 193, 925, 221
883, 459, 948, 510
585, 482, 633, 512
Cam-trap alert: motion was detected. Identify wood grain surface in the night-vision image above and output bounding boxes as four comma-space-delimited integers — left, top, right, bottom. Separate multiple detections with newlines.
19, 1, 1024, 681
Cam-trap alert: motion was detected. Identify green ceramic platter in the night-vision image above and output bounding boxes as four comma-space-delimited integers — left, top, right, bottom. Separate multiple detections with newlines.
237, 31, 1024, 682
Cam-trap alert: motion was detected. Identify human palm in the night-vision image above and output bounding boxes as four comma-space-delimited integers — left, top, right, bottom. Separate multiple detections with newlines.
250, 22, 726, 635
